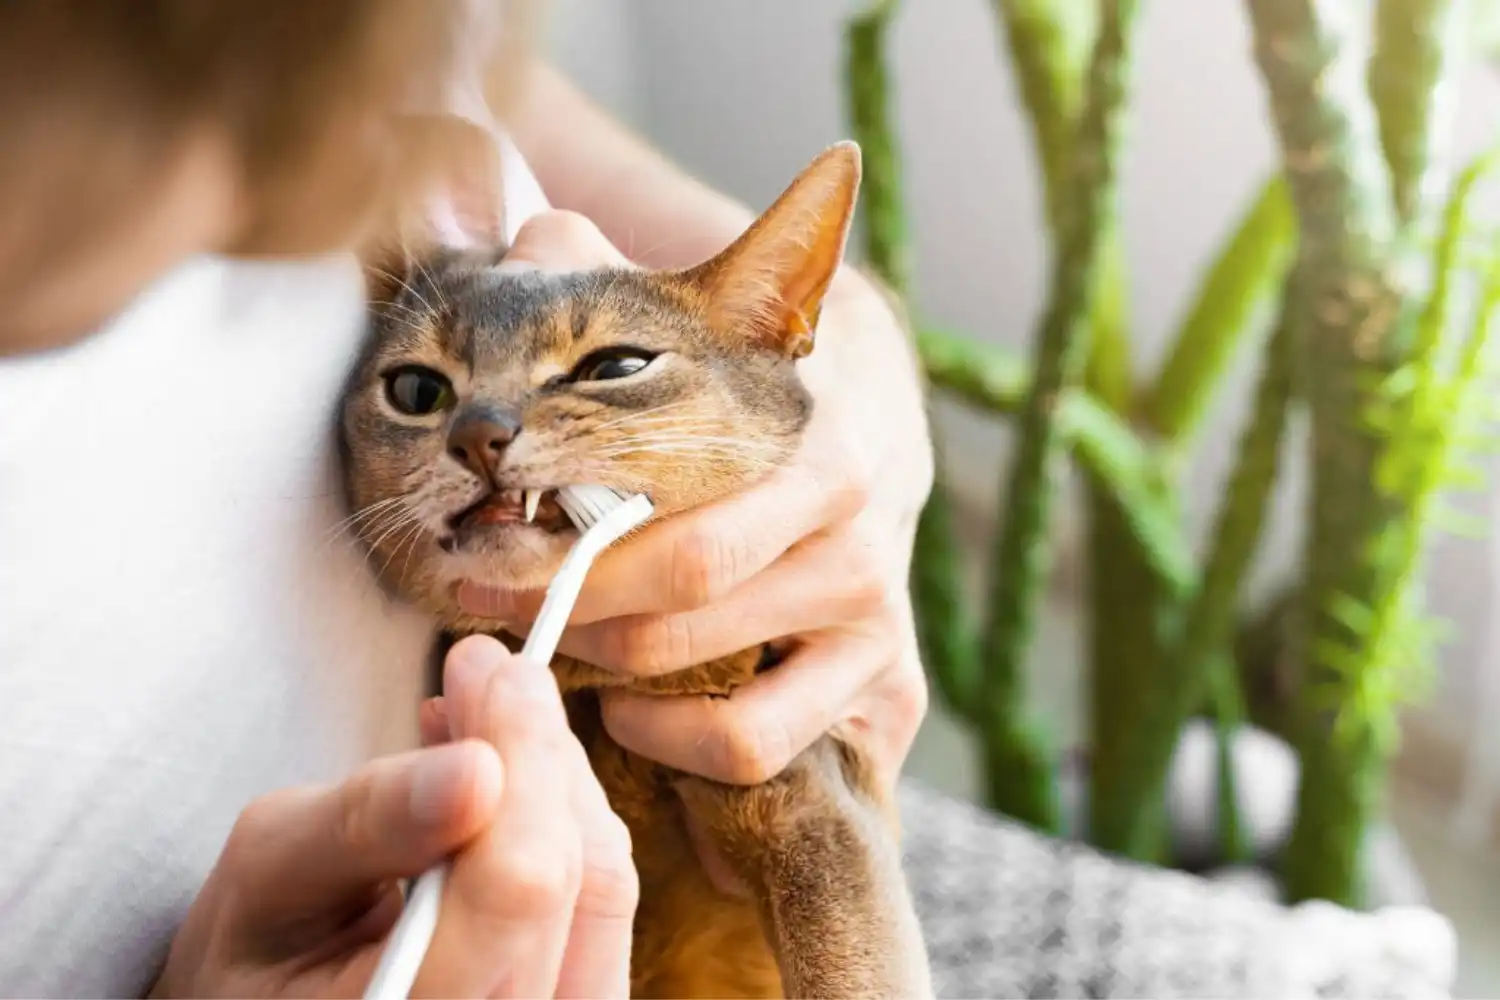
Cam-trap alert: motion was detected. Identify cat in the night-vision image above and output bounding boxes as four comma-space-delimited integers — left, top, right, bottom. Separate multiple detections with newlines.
339, 124, 932, 1000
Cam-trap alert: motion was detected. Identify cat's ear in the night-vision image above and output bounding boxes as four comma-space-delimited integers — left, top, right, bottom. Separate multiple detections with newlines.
683, 142, 862, 358
360, 114, 510, 304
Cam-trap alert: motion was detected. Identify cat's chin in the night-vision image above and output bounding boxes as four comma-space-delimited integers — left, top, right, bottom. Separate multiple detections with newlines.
437, 523, 576, 593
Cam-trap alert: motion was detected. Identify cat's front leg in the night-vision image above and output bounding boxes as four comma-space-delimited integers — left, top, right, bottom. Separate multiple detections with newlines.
674, 736, 933, 1000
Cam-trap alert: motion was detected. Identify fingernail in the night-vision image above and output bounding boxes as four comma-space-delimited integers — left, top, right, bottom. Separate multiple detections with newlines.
409, 742, 478, 826
445, 634, 556, 707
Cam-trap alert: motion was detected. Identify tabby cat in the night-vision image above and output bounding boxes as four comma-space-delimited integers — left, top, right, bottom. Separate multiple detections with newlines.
339, 127, 931, 999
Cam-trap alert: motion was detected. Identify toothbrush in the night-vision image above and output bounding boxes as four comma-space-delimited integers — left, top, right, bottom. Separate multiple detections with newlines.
363, 485, 653, 1000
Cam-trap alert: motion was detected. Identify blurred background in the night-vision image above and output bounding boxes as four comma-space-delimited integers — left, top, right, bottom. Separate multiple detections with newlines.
541, 1, 1500, 994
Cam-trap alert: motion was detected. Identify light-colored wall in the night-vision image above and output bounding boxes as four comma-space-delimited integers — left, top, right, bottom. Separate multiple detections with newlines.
549, 0, 1500, 797
543, 0, 643, 126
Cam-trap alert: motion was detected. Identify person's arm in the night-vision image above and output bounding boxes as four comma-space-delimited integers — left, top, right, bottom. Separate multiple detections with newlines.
504, 63, 755, 269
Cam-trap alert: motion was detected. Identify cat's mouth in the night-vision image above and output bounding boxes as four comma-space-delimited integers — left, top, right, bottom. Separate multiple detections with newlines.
447, 487, 573, 536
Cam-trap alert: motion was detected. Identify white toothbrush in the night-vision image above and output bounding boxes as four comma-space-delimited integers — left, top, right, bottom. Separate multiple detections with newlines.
364, 485, 653, 1000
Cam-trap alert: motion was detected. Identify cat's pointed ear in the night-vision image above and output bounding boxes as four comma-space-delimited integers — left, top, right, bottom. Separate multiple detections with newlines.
683, 142, 861, 358
360, 114, 510, 304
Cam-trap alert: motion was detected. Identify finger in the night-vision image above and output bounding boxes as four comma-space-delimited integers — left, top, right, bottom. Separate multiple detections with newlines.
843, 614, 929, 784
831, 657, 928, 791
224, 740, 503, 919
601, 629, 889, 784
552, 529, 885, 676
458, 459, 863, 624
419, 697, 450, 747
415, 635, 584, 998
503, 210, 630, 273
554, 723, 638, 999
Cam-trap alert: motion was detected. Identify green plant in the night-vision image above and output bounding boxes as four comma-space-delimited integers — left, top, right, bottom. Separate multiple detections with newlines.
843, 0, 1500, 905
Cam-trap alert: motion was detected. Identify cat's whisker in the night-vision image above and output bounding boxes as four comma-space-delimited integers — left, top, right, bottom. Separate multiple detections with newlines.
592, 420, 746, 439
352, 498, 420, 542
591, 443, 782, 460
593, 434, 787, 455
370, 264, 443, 320
586, 399, 700, 434
322, 496, 406, 542
391, 518, 430, 592
586, 446, 783, 471
372, 516, 424, 577
373, 298, 432, 326
374, 310, 438, 341
585, 424, 770, 449
410, 256, 452, 314
364, 505, 423, 559
322, 506, 416, 556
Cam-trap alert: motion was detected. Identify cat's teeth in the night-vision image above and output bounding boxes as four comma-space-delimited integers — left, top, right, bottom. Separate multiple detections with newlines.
524, 489, 542, 524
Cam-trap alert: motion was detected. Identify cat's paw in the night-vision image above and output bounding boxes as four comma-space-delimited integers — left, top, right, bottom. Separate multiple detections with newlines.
671, 736, 866, 882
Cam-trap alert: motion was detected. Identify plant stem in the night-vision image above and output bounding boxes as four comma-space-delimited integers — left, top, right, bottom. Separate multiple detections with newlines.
1245, 0, 1404, 907
846, 0, 909, 294
920, 325, 1195, 588
1098, 292, 1296, 857
1144, 176, 1296, 445
1370, 0, 1466, 230
981, 0, 1142, 831
1209, 650, 1251, 865
992, 0, 1133, 409
1084, 482, 1175, 861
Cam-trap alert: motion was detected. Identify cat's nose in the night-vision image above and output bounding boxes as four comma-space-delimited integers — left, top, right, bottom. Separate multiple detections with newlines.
447, 404, 522, 478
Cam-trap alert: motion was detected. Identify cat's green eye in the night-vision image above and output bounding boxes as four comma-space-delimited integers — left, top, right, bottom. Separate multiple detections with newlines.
573, 348, 658, 383
383, 366, 455, 416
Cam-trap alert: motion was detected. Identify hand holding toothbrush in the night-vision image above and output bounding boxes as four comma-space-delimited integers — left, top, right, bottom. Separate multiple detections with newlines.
458, 211, 934, 793
150, 637, 636, 1000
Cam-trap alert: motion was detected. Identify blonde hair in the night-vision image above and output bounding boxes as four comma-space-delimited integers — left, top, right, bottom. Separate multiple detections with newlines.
0, 0, 535, 293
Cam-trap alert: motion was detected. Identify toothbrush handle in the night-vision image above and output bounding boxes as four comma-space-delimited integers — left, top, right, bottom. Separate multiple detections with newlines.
362, 492, 652, 999
363, 863, 448, 1000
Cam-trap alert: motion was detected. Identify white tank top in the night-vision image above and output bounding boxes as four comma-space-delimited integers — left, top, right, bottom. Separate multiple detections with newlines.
0, 145, 550, 997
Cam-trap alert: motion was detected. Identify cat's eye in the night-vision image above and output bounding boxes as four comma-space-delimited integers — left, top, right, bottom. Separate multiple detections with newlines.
572, 348, 658, 383
383, 366, 455, 416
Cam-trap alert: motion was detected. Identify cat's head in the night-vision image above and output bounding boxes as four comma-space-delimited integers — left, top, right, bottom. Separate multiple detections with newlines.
339, 126, 861, 619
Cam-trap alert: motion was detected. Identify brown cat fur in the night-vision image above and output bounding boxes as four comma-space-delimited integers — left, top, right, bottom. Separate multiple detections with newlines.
339, 131, 932, 999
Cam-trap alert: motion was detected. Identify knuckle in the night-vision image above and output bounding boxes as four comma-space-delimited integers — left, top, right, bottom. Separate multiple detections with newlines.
602, 615, 694, 675
889, 662, 930, 736
223, 786, 310, 868
579, 818, 640, 918
486, 836, 582, 918
225, 797, 280, 861
712, 712, 791, 786
828, 460, 873, 520
668, 528, 740, 610
838, 540, 889, 619
332, 768, 383, 858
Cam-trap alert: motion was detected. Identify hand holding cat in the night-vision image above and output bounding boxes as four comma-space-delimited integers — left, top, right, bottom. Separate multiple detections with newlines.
150, 636, 637, 1000
457, 211, 933, 792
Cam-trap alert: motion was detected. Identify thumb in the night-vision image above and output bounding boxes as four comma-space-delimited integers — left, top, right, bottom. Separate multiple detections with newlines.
500, 210, 631, 274
229, 740, 504, 918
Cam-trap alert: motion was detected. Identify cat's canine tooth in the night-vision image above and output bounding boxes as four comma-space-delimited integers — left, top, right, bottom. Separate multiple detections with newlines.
524, 489, 541, 524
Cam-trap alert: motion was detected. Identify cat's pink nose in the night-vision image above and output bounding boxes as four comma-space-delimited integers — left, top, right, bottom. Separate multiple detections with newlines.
447, 406, 521, 479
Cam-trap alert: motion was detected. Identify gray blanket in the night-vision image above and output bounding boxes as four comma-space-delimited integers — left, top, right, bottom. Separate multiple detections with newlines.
898, 781, 1456, 999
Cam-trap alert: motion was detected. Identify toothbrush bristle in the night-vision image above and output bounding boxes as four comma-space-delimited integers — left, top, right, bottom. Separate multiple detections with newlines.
556, 484, 634, 532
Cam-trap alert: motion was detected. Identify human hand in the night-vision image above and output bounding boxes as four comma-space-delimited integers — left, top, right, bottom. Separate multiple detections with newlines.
457, 210, 934, 791
151, 636, 637, 999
